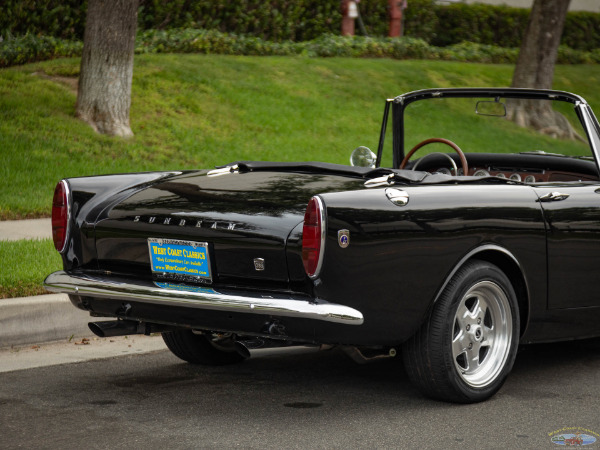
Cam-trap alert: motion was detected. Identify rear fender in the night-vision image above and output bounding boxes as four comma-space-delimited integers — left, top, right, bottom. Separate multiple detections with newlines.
312, 184, 544, 346
430, 244, 531, 338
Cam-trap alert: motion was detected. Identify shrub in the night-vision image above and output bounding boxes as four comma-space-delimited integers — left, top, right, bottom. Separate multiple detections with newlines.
2, 28, 598, 69
431, 3, 529, 48
563, 11, 600, 52
403, 0, 439, 43
0, 34, 82, 68
556, 45, 595, 64
0, 0, 87, 40
438, 42, 518, 64
137, 0, 342, 42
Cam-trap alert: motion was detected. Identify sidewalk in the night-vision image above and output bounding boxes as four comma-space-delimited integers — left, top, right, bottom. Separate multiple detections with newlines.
0, 218, 51, 241
1, 218, 92, 348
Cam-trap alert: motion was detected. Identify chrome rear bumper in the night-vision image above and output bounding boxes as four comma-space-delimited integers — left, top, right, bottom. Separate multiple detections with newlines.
43, 271, 364, 325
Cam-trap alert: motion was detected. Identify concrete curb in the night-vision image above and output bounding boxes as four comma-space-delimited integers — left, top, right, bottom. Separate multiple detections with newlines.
0, 294, 92, 348
1, 220, 91, 349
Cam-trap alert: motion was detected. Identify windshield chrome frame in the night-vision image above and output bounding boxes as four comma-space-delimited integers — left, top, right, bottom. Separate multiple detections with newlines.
577, 103, 600, 175
375, 88, 593, 170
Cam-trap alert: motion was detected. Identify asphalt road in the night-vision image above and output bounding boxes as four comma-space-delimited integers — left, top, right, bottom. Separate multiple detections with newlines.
1, 338, 599, 449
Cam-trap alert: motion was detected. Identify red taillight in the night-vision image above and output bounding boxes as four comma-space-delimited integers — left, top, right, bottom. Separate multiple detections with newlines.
302, 196, 324, 278
51, 180, 70, 252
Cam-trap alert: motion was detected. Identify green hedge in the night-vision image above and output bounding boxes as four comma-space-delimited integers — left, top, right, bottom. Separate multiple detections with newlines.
3, 29, 598, 69
429, 3, 529, 48
0, 0, 86, 40
138, 0, 342, 42
563, 11, 600, 52
0, 34, 82, 68
1, 1, 599, 51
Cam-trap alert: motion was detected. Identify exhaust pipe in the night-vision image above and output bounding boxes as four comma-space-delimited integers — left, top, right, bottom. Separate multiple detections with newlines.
233, 337, 309, 358
342, 346, 398, 364
234, 341, 252, 359
88, 320, 144, 338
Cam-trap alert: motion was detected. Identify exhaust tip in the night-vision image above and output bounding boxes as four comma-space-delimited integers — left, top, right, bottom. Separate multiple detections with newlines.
88, 320, 141, 338
88, 322, 107, 338
234, 341, 252, 359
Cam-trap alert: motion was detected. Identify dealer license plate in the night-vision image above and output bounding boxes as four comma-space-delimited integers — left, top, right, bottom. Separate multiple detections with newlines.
148, 238, 212, 283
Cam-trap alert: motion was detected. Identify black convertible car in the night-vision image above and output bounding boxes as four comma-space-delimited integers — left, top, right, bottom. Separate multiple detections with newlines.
45, 88, 600, 403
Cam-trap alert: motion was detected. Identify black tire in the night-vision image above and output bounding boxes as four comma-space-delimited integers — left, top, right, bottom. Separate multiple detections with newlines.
162, 330, 246, 365
403, 260, 520, 403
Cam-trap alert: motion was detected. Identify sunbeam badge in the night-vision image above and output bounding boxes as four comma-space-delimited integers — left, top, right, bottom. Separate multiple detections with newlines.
338, 229, 350, 248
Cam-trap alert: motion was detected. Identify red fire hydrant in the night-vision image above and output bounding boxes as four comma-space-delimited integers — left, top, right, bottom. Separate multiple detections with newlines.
341, 0, 360, 36
389, 0, 407, 37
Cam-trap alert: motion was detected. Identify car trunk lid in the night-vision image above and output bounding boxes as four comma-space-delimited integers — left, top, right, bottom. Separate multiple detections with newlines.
94, 168, 364, 289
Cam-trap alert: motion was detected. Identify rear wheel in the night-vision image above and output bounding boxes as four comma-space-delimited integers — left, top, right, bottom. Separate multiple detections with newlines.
403, 260, 520, 403
162, 330, 246, 365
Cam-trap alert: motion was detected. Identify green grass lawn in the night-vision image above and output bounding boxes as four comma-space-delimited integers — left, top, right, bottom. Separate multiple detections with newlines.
0, 239, 62, 298
1, 55, 599, 298
2, 54, 600, 220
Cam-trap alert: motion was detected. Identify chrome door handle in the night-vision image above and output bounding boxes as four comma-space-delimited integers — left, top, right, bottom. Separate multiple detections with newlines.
538, 192, 570, 202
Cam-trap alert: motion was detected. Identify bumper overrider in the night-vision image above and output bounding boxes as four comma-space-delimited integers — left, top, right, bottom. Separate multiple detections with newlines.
43, 271, 364, 325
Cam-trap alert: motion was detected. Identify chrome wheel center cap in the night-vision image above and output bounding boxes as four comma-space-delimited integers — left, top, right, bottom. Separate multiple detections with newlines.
469, 325, 483, 342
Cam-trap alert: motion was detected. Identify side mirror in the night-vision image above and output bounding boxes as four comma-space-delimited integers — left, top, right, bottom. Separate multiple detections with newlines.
350, 146, 376, 168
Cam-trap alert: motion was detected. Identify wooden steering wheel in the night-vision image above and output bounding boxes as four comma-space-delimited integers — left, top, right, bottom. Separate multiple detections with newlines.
399, 138, 469, 175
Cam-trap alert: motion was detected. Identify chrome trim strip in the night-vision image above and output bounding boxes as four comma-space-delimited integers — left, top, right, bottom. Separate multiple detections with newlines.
308, 196, 327, 280
432, 244, 530, 334
57, 180, 72, 254
434, 244, 524, 301
207, 164, 239, 177
44, 271, 364, 325
578, 103, 600, 172
364, 174, 394, 188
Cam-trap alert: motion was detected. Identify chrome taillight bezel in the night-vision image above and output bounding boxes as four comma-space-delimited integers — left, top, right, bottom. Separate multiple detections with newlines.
301, 195, 326, 279
51, 179, 72, 254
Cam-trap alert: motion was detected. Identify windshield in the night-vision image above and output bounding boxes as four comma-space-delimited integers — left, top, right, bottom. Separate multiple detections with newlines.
402, 96, 591, 161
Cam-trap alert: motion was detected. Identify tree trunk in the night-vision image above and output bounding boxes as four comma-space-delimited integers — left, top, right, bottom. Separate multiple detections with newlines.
76, 0, 139, 138
508, 0, 578, 140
